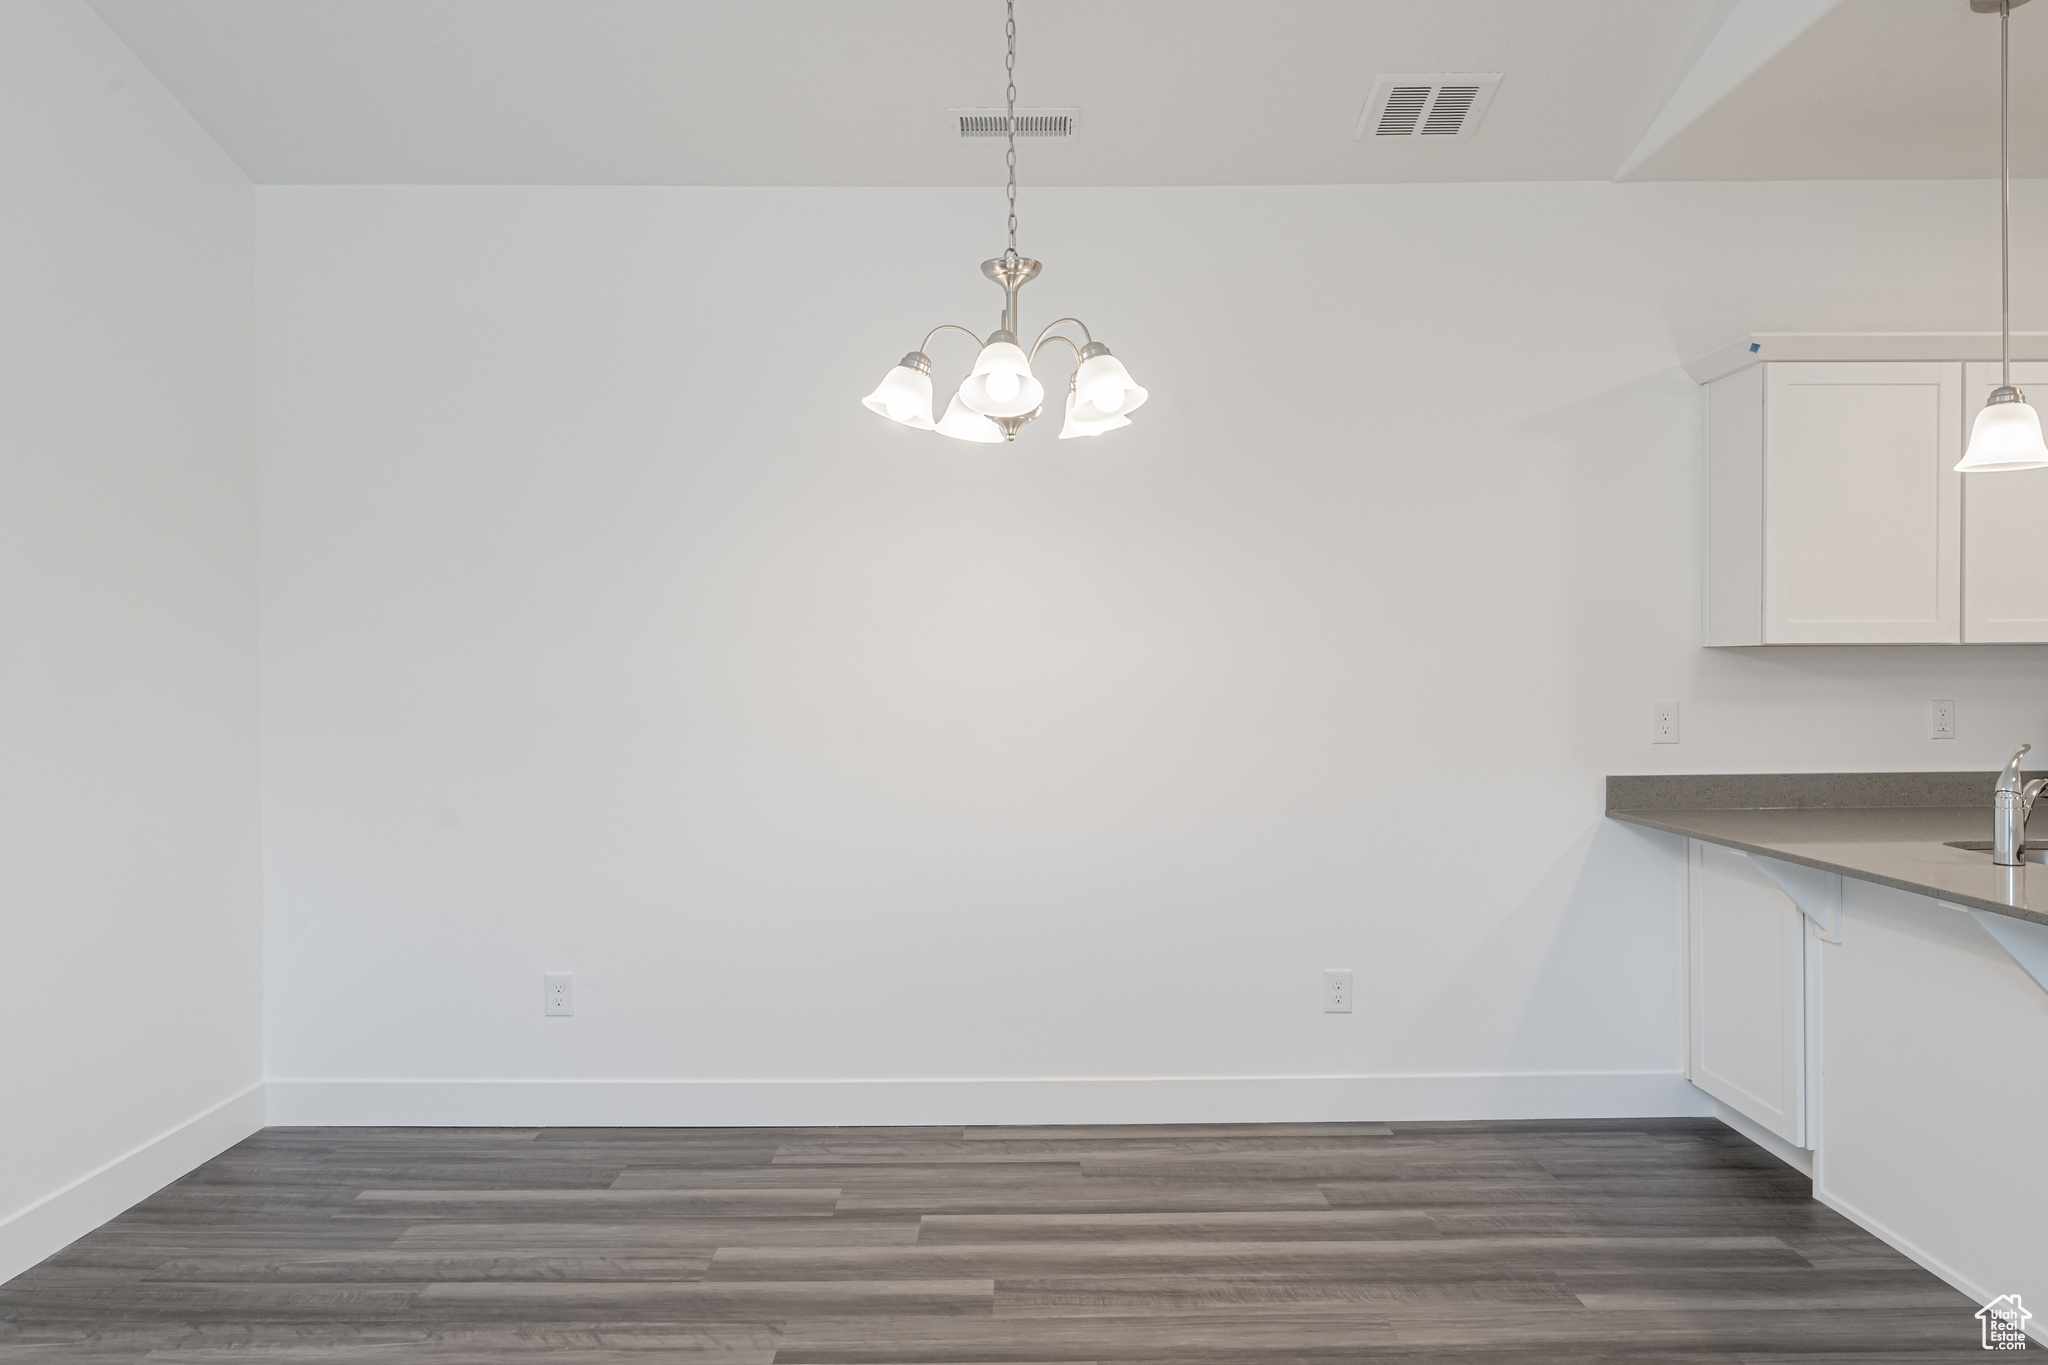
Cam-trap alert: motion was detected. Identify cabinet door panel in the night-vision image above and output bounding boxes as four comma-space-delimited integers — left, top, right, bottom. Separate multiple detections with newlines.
1763, 362, 1961, 643
1962, 361, 2048, 641
1688, 841, 1805, 1145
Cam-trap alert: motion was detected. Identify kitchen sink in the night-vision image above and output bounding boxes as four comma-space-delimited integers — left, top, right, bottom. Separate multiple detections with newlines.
1944, 840, 2048, 864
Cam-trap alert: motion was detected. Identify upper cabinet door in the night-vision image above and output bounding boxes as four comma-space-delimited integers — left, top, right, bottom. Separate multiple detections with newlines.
1962, 361, 2048, 642
1762, 363, 1961, 644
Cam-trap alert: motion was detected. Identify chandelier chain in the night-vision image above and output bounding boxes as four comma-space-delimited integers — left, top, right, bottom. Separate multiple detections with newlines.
1005, 0, 1018, 256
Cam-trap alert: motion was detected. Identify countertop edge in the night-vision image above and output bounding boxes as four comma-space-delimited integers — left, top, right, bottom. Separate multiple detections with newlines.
1605, 809, 2048, 928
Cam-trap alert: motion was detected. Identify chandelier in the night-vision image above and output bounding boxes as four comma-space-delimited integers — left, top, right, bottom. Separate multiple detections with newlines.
861, 1, 1147, 443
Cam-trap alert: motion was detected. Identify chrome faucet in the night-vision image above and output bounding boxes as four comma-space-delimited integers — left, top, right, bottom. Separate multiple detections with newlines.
1993, 744, 2048, 865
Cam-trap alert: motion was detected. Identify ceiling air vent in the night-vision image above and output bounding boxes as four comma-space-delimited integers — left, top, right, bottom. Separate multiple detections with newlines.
1355, 74, 1501, 140
948, 108, 1080, 139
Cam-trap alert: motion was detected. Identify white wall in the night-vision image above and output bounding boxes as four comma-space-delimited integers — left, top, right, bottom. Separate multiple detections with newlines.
0, 0, 260, 1283
257, 179, 2048, 1125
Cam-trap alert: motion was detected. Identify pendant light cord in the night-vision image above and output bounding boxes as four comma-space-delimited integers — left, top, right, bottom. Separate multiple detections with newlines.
1005, 0, 1018, 258
2003, 0, 2012, 387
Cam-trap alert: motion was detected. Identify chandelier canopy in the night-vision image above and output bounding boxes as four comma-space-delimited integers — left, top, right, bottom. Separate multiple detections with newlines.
862, 1, 1146, 443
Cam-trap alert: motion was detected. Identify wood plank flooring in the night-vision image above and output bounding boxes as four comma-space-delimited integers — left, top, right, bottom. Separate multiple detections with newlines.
0, 1118, 1994, 1361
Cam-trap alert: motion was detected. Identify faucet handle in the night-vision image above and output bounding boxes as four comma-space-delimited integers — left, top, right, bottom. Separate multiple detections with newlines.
1999, 743, 2034, 794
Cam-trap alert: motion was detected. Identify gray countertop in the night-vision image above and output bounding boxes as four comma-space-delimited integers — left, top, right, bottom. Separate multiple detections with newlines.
1606, 774, 2048, 927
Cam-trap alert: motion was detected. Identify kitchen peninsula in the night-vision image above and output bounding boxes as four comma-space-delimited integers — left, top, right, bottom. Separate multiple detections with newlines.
1609, 772, 2047, 1341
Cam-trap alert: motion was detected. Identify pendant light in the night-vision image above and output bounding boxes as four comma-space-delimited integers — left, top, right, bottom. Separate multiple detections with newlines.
860, 1, 1146, 443
1958, 0, 2048, 472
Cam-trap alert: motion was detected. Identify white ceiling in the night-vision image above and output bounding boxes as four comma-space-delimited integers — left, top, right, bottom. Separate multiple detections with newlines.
1627, 0, 2048, 181
79, 0, 2048, 186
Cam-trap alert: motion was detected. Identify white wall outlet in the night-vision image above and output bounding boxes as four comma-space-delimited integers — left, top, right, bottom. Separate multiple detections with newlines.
544, 973, 573, 1017
1651, 700, 1679, 744
1323, 969, 1354, 1013
1931, 699, 1956, 740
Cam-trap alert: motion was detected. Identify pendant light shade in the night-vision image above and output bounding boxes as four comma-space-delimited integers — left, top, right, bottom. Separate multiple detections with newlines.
935, 391, 1005, 443
958, 339, 1045, 417
1960, 388, 2048, 471
861, 354, 936, 430
1058, 383, 1132, 438
1073, 347, 1147, 417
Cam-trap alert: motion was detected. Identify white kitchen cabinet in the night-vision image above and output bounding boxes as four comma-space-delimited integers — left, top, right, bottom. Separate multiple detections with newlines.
1705, 361, 1962, 645
1962, 361, 2048, 641
1686, 840, 1806, 1145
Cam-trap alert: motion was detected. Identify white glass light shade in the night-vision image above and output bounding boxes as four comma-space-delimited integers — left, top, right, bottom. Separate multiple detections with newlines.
958, 341, 1045, 418
861, 364, 936, 429
1058, 386, 1131, 438
1067, 389, 1135, 428
935, 391, 1004, 443
1073, 353, 1147, 417
1957, 398, 2048, 472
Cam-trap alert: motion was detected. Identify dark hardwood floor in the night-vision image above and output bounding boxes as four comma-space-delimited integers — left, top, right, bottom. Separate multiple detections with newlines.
0, 1118, 1994, 1361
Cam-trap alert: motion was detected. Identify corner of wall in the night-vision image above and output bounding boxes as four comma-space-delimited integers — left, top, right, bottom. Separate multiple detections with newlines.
0, 1081, 265, 1286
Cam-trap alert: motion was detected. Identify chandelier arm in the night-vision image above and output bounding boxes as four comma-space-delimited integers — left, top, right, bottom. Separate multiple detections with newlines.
1030, 333, 1083, 366
920, 323, 989, 354
1033, 318, 1093, 351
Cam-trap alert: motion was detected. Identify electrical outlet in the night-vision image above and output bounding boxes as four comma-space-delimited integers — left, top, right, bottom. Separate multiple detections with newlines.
1652, 700, 1680, 744
544, 973, 573, 1017
1323, 969, 1354, 1014
1932, 699, 1956, 740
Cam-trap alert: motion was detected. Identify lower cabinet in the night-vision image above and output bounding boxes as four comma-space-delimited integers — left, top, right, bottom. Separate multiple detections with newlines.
1686, 839, 1808, 1146
1683, 838, 2048, 1323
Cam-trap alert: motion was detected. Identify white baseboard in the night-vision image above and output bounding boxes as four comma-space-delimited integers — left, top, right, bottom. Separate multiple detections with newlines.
265, 1070, 1710, 1128
1815, 1184, 2048, 1347
1712, 1099, 1813, 1177
0, 1080, 266, 1287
